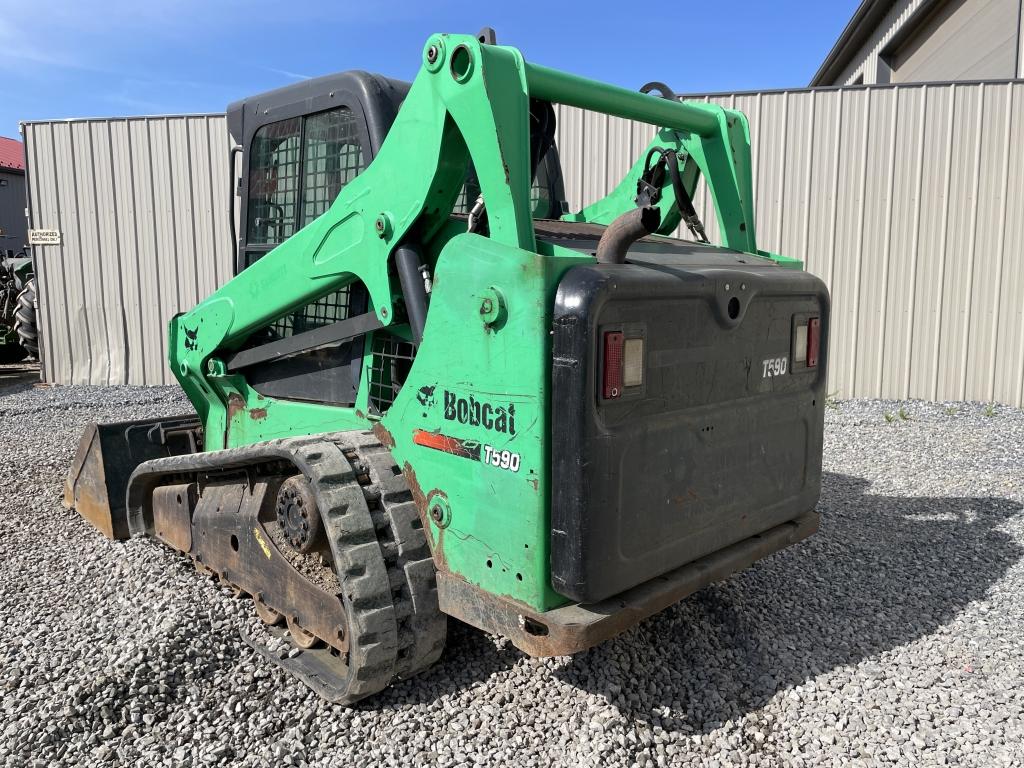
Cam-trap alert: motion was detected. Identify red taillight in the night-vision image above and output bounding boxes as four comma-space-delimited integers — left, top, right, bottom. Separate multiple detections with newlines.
603, 331, 624, 399
807, 318, 820, 368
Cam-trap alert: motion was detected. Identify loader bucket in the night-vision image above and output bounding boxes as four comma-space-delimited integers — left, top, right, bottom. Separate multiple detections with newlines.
64, 415, 202, 540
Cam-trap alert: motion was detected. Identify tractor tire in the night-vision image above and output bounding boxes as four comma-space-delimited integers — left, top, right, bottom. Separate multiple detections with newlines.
14, 278, 38, 359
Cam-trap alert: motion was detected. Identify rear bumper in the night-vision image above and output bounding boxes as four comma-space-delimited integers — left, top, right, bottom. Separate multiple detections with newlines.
438, 511, 818, 656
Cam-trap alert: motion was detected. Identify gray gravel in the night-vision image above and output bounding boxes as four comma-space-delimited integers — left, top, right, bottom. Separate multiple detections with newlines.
2, 371, 1023, 767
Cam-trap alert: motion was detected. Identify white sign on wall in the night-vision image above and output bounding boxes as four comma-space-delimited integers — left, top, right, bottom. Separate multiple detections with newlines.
28, 229, 61, 245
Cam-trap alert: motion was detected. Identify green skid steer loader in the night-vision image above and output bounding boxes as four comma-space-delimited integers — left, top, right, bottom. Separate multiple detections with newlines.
65, 32, 829, 704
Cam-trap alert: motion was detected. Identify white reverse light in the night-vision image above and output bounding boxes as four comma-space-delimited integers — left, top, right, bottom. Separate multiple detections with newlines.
623, 338, 644, 387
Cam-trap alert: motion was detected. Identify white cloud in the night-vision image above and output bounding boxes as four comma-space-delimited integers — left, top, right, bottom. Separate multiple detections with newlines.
260, 67, 313, 82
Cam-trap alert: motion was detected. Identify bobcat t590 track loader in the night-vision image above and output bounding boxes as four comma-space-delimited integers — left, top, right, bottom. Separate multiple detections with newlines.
65, 32, 829, 703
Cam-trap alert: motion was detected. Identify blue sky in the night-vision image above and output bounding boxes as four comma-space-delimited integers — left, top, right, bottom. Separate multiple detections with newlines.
0, 0, 859, 137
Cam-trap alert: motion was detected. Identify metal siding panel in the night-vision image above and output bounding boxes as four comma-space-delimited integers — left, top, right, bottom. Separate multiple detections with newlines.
581, 113, 608, 210
603, 115, 631, 207
747, 94, 769, 247
109, 120, 146, 385
203, 116, 233, 291
188, 117, 216, 301
169, 118, 200, 310
557, 105, 586, 212
936, 83, 985, 400
21, 114, 228, 386
908, 85, 955, 400
149, 119, 180, 382
72, 121, 106, 385
25, 124, 71, 384
88, 121, 128, 385
781, 91, 815, 265
807, 90, 843, 290
881, 85, 928, 399
890, 0, 1019, 83
128, 119, 166, 384
52, 123, 93, 385
855, 88, 899, 398
764, 92, 789, 251
995, 83, 1024, 406
967, 82, 1015, 401
830, 90, 871, 398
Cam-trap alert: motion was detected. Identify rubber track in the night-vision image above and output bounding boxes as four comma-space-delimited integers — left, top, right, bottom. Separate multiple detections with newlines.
354, 445, 446, 678
126, 430, 445, 703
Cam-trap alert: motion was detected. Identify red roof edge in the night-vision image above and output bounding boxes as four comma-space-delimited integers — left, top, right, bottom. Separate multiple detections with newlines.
0, 136, 26, 172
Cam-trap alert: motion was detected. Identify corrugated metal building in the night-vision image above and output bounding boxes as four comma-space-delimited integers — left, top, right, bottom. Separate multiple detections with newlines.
0, 136, 28, 251
22, 115, 233, 385
812, 0, 1024, 85
21, 78, 1024, 407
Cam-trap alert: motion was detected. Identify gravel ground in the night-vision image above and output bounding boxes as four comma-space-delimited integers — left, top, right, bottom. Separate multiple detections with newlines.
2, 372, 1023, 767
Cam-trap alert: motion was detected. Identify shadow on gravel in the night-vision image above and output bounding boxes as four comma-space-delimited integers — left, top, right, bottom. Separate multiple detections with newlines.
0, 363, 40, 397
552, 471, 1024, 733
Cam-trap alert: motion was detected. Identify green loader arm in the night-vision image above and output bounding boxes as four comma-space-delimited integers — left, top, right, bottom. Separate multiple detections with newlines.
171, 33, 768, 449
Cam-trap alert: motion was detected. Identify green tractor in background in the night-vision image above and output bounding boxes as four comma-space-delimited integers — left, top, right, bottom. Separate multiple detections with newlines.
0, 250, 38, 363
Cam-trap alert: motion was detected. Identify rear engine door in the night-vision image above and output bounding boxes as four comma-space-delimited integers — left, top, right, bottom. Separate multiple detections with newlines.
550, 246, 829, 603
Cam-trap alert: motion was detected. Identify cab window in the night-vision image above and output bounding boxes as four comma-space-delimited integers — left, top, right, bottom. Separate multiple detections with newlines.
244, 107, 366, 264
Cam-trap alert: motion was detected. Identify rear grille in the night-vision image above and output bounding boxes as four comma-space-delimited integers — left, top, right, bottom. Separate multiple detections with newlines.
368, 333, 417, 415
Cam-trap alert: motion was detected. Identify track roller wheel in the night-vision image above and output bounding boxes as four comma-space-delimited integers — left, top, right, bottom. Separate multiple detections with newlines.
287, 617, 321, 649
254, 596, 284, 626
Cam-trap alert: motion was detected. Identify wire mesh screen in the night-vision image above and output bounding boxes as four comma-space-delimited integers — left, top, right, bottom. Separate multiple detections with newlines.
247, 117, 301, 245
267, 287, 352, 338
368, 333, 417, 414
302, 108, 365, 225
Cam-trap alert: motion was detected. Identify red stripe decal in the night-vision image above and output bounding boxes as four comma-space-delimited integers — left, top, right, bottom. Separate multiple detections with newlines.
412, 430, 481, 461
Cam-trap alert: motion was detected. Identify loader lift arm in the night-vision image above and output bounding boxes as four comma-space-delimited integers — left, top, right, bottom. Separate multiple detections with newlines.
169, 33, 768, 451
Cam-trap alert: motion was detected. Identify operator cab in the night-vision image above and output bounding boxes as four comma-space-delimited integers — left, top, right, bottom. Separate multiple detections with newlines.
227, 71, 409, 276
228, 71, 567, 276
